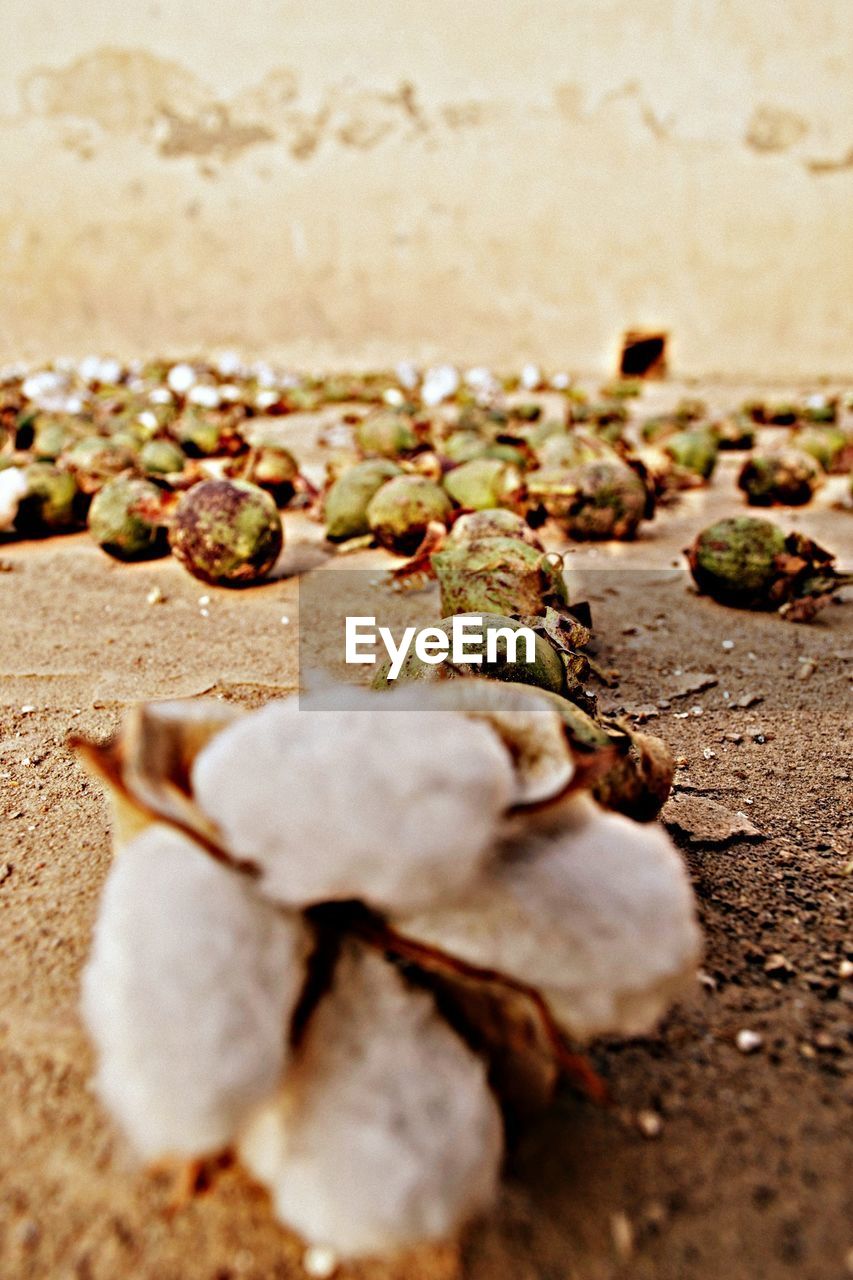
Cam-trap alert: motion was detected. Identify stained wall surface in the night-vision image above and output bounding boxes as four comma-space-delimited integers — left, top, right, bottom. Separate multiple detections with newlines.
2, 1, 851, 376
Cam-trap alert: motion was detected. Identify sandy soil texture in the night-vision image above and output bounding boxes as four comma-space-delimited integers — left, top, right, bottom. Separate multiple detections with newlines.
0, 382, 850, 1280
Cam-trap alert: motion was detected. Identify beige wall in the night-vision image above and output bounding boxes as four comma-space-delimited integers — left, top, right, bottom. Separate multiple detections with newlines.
2, 1, 851, 377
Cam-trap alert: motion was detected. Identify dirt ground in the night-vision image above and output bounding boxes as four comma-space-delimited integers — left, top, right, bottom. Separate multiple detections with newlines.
0, 380, 850, 1280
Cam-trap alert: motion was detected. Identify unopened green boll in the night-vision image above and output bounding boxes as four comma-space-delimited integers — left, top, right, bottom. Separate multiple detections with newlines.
324, 459, 401, 541
366, 475, 452, 554
738, 450, 821, 506
356, 411, 418, 459
169, 479, 283, 586
88, 477, 169, 561
432, 537, 568, 618
139, 439, 186, 476
443, 459, 521, 511
527, 460, 648, 540
664, 427, 719, 480
16, 464, 80, 533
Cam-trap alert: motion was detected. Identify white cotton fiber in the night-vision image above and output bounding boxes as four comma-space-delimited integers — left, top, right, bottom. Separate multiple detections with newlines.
239, 944, 503, 1257
0, 467, 28, 530
82, 822, 310, 1159
398, 794, 701, 1042
191, 695, 515, 913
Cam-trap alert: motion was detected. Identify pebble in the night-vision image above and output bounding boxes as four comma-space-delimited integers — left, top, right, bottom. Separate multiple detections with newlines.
735, 692, 763, 708
146, 586, 165, 605
610, 1211, 635, 1262
721, 639, 734, 650
636, 1109, 663, 1138
763, 953, 796, 979
736, 1029, 763, 1054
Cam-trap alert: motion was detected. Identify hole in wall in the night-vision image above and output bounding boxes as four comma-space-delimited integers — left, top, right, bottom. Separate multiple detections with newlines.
619, 331, 668, 378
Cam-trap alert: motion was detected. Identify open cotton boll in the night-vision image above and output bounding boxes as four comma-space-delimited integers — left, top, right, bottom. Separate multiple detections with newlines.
191, 697, 515, 913
239, 944, 503, 1258
0, 467, 28, 530
397, 794, 701, 1042
82, 823, 310, 1160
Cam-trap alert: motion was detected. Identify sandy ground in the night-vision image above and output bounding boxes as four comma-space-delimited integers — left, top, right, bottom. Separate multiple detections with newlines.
0, 381, 851, 1280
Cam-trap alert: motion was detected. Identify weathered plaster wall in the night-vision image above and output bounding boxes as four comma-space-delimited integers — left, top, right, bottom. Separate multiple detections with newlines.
2, 1, 851, 375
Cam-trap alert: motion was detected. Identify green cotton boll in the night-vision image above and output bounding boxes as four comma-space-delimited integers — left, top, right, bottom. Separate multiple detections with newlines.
372, 613, 567, 696
355, 411, 418, 459
712, 416, 756, 451
15, 464, 81, 533
687, 516, 787, 606
443, 459, 521, 511
324, 459, 402, 541
534, 430, 616, 469
32, 416, 80, 461
171, 410, 232, 457
495, 683, 674, 821
169, 479, 283, 586
663, 427, 719, 480
737, 449, 822, 507
139, 439, 186, 476
448, 509, 543, 549
240, 446, 300, 506
88, 476, 169, 561
62, 436, 136, 493
527, 460, 648, 540
431, 536, 569, 618
442, 431, 491, 464
792, 426, 849, 473
366, 475, 452, 554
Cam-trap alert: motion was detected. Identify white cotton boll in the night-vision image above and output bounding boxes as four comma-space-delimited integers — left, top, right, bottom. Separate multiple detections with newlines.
398, 794, 701, 1042
187, 383, 222, 408
239, 945, 503, 1258
82, 822, 310, 1160
0, 467, 28, 530
191, 695, 515, 913
22, 369, 67, 402
421, 364, 460, 407
167, 363, 196, 394
395, 360, 419, 391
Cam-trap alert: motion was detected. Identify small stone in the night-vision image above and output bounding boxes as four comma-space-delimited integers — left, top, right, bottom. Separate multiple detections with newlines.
723, 732, 743, 744
20, 704, 35, 714
669, 672, 718, 700
839, 960, 853, 979
796, 659, 816, 681
146, 586, 165, 605
610, 1211, 634, 1262
690, 705, 704, 716
702, 747, 716, 760
735, 1029, 763, 1054
722, 639, 734, 650
763, 953, 796, 980
636, 1109, 663, 1138
736, 692, 764, 708
663, 794, 764, 847
0, 862, 13, 884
